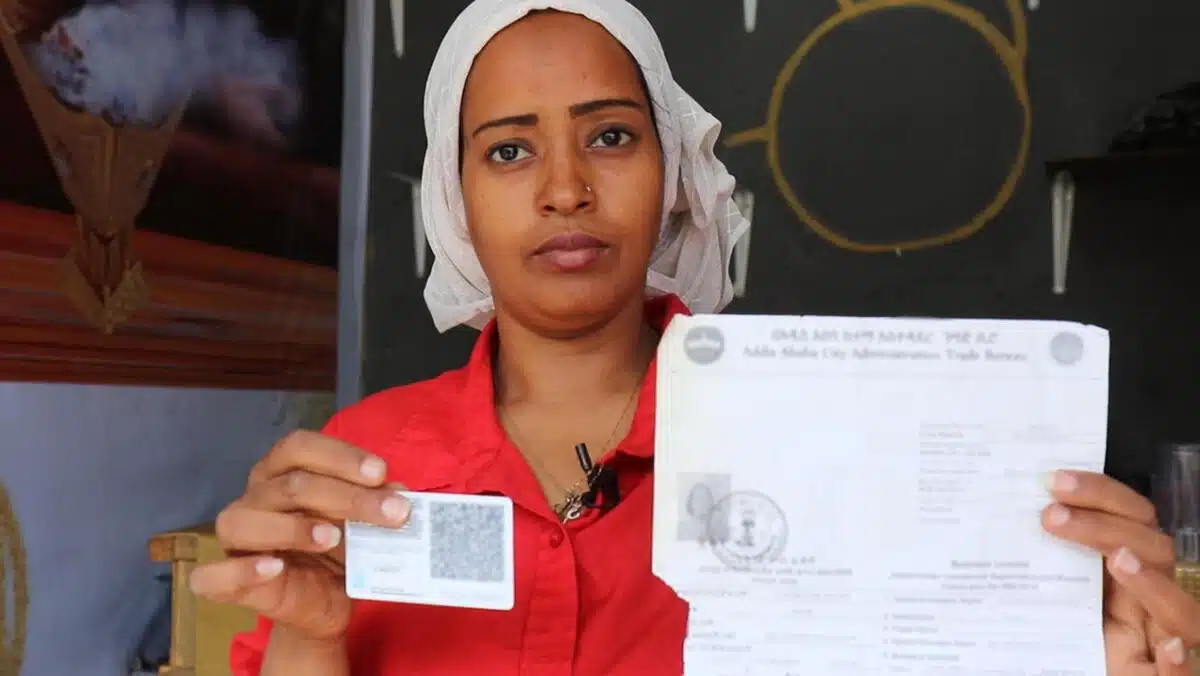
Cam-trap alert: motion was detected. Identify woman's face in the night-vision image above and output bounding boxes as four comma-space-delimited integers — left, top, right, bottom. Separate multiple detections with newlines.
460, 11, 664, 335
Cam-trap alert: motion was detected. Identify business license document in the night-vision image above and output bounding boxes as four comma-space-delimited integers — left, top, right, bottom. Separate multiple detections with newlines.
652, 314, 1109, 676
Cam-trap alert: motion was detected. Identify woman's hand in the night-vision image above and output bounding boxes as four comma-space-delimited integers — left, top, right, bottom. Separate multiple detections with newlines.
189, 430, 411, 641
1043, 470, 1200, 675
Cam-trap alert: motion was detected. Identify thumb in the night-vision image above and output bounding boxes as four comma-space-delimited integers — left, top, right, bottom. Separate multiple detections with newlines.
190, 555, 286, 609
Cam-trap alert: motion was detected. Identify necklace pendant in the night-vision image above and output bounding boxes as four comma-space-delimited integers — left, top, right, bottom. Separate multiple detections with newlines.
561, 501, 584, 522
555, 488, 585, 523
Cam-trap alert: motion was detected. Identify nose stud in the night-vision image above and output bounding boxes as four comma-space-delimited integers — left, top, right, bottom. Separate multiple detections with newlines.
584, 185, 593, 193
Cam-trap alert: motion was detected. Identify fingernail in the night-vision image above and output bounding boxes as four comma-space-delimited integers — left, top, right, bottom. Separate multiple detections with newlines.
360, 456, 387, 481
256, 557, 284, 579
1111, 547, 1141, 575
188, 573, 208, 595
1046, 504, 1071, 527
1044, 470, 1078, 493
382, 495, 410, 523
312, 523, 341, 548
1163, 637, 1187, 665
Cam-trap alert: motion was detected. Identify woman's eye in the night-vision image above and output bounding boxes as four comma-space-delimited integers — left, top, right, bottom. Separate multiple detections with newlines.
591, 129, 633, 148
487, 144, 531, 163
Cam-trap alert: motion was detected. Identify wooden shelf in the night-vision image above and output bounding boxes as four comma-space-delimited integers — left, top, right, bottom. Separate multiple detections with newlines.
1043, 146, 1200, 296
1045, 147, 1200, 181
0, 200, 336, 390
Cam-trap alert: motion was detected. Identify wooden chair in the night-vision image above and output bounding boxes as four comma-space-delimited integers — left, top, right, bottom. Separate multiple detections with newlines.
148, 523, 257, 676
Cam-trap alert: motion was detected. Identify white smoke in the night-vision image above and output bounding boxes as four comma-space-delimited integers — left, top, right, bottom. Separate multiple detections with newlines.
25, 0, 301, 141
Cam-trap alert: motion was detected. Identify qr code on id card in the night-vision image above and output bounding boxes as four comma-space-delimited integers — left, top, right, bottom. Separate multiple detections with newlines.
429, 502, 506, 582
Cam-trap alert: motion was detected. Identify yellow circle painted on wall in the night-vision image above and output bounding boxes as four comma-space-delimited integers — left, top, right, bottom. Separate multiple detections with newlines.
726, 0, 1032, 253
0, 482, 28, 676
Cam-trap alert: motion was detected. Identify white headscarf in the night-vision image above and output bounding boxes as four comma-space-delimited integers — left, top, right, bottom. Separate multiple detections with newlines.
420, 0, 750, 332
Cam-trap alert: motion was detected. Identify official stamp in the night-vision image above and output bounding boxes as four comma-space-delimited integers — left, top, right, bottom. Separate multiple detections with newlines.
705, 490, 788, 569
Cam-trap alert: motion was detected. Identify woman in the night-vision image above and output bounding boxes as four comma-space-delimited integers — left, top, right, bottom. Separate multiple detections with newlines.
189, 1, 1200, 674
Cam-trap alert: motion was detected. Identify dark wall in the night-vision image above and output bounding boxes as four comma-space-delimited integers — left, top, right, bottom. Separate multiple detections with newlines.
359, 0, 1200, 489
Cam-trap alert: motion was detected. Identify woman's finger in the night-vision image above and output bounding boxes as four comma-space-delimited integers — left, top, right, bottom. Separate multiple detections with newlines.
1041, 504, 1175, 569
191, 556, 350, 638
215, 503, 344, 554
248, 429, 389, 489
1155, 636, 1191, 675
244, 470, 411, 528
1107, 547, 1200, 645
1148, 619, 1180, 674
189, 555, 286, 606
1046, 470, 1158, 526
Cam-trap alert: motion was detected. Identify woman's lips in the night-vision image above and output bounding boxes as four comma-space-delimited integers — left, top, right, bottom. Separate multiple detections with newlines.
533, 232, 609, 271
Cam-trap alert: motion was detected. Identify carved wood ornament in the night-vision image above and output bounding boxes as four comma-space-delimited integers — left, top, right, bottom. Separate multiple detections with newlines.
0, 0, 185, 332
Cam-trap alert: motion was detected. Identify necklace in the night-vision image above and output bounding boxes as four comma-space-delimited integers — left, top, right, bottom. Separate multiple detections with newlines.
503, 382, 642, 523
553, 390, 638, 522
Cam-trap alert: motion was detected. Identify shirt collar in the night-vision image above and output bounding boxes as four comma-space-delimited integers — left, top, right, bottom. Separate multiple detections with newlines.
451, 295, 690, 486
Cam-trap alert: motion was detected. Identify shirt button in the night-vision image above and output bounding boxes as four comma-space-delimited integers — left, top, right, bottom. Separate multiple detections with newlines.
548, 530, 565, 548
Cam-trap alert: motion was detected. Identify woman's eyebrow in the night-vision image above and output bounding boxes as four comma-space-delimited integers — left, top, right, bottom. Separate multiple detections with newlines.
568, 97, 644, 117
471, 113, 538, 138
470, 98, 645, 138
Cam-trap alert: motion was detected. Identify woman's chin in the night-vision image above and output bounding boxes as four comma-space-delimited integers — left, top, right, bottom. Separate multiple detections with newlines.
521, 281, 641, 333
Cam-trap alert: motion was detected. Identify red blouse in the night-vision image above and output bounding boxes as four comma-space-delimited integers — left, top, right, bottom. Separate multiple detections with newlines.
231, 296, 692, 675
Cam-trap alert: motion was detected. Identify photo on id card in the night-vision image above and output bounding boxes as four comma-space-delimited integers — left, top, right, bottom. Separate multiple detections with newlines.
344, 491, 515, 610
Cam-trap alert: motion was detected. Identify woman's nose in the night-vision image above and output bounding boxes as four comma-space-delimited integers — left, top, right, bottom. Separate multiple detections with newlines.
536, 151, 594, 216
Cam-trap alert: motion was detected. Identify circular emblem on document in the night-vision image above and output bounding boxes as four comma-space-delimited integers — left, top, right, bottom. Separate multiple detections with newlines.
683, 325, 725, 365
1049, 331, 1084, 366
706, 491, 788, 568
